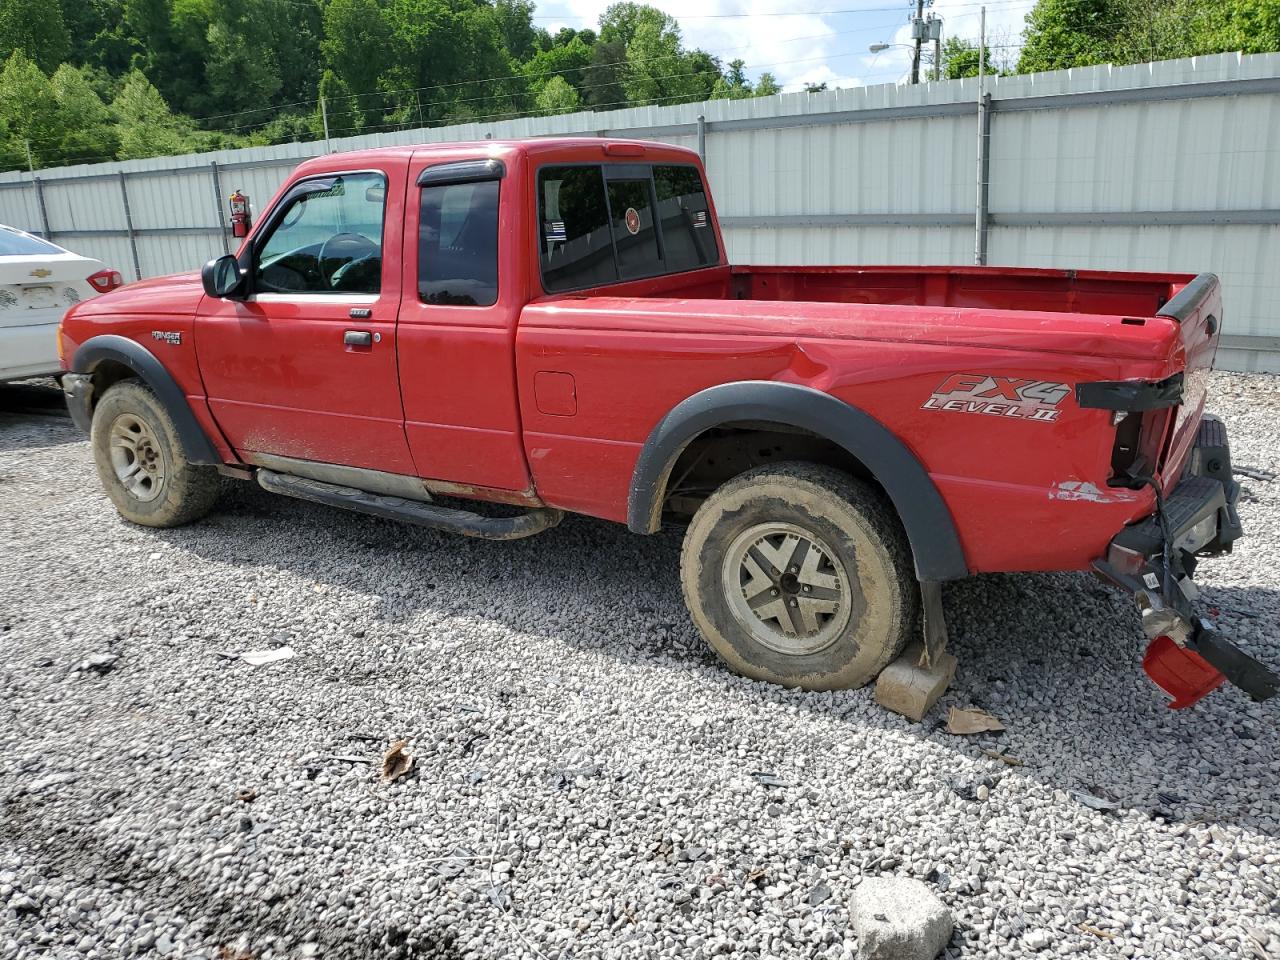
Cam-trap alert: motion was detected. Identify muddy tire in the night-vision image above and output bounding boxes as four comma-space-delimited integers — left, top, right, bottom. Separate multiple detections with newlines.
680, 462, 918, 690
90, 380, 220, 528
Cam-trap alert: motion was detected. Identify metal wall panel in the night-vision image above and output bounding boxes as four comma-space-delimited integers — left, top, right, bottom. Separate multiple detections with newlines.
1, 51, 1278, 369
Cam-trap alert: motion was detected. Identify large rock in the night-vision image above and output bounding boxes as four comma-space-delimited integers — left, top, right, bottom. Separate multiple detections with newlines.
852, 877, 954, 960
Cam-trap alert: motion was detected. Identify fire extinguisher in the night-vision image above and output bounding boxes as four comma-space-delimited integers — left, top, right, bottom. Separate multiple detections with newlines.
229, 189, 252, 238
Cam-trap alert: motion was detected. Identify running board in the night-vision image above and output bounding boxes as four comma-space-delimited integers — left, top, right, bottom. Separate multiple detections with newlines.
256, 469, 563, 541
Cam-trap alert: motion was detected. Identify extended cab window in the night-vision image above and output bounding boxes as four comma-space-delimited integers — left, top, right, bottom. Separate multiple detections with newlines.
539, 167, 619, 292
419, 180, 499, 306
538, 163, 717, 293
653, 165, 718, 273
255, 172, 385, 295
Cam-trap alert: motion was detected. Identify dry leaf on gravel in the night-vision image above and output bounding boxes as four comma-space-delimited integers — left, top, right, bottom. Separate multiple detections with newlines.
946, 707, 1006, 735
381, 740, 415, 783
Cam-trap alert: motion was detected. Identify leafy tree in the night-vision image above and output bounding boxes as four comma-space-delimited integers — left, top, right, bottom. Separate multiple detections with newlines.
804, 82, 829, 92
711, 60, 782, 100
50, 64, 119, 163
0, 0, 71, 71
317, 69, 361, 138
321, 0, 391, 130
619, 6, 718, 106
535, 75, 581, 114
202, 0, 284, 119
523, 35, 593, 99
755, 72, 781, 96
495, 0, 538, 62
582, 39, 627, 108
0, 52, 62, 165
62, 0, 134, 76
943, 37, 997, 79
1018, 0, 1117, 72
110, 69, 201, 158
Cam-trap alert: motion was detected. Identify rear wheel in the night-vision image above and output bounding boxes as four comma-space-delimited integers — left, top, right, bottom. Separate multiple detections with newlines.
90, 380, 220, 527
680, 462, 917, 690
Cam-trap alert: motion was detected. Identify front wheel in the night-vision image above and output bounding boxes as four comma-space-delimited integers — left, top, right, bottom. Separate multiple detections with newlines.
90, 380, 220, 527
680, 462, 918, 690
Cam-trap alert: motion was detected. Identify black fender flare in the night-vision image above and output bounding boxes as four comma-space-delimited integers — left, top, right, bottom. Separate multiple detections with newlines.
627, 380, 969, 582
71, 334, 221, 465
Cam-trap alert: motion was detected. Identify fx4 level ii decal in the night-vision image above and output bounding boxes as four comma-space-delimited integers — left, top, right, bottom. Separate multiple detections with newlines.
923, 373, 1069, 423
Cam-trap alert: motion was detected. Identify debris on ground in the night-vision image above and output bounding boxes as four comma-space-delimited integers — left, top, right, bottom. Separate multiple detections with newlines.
851, 876, 954, 960
980, 749, 1023, 766
75, 653, 118, 675
381, 740, 414, 783
1071, 789, 1119, 812
1235, 465, 1276, 482
945, 706, 1006, 735
218, 646, 295, 666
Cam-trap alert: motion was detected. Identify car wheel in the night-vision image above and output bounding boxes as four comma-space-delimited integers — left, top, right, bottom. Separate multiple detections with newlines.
680, 462, 918, 690
90, 380, 220, 528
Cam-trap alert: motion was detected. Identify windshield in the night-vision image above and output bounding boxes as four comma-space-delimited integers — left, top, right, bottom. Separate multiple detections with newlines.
0, 226, 63, 257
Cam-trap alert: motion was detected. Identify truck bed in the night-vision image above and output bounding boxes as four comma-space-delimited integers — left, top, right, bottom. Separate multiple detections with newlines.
588, 264, 1198, 319
726, 265, 1196, 318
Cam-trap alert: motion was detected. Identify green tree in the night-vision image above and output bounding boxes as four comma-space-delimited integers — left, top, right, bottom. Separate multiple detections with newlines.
755, 72, 781, 96
0, 0, 71, 71
616, 5, 719, 106
1018, 0, 1117, 72
62, 0, 133, 75
321, 0, 391, 130
50, 64, 118, 163
582, 39, 627, 108
110, 68, 200, 159
943, 37, 997, 78
711, 60, 782, 100
523, 35, 593, 99
201, 0, 284, 119
317, 69, 360, 139
535, 75, 581, 114
0, 52, 62, 166
495, 0, 538, 62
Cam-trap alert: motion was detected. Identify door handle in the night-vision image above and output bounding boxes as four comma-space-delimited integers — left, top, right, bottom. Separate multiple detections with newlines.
343, 330, 373, 347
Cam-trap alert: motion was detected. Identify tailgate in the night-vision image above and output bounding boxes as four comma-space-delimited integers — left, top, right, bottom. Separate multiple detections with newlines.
1157, 273, 1221, 485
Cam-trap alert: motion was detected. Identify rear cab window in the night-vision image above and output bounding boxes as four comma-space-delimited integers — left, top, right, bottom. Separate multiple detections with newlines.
538, 162, 718, 293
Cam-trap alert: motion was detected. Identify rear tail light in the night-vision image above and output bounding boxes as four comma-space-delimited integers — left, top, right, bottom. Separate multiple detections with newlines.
1109, 409, 1174, 483
1142, 635, 1224, 709
87, 269, 123, 293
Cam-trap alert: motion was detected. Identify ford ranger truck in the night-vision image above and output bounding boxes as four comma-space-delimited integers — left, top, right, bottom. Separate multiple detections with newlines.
58, 138, 1278, 710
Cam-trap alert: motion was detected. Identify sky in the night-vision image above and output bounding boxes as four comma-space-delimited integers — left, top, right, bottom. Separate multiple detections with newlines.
531, 0, 1039, 92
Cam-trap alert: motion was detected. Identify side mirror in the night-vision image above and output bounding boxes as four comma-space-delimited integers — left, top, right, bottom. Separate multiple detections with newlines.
201, 254, 245, 299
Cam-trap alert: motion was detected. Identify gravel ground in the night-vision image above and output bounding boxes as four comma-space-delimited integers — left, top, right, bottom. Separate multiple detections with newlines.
1, 372, 1278, 960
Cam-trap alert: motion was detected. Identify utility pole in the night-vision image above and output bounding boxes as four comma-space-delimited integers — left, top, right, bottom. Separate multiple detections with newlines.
930, 15, 943, 81
320, 95, 332, 153
24, 138, 34, 173
974, 6, 989, 266
910, 0, 925, 85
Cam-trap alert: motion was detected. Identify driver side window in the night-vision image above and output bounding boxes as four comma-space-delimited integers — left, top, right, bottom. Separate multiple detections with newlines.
255, 172, 386, 295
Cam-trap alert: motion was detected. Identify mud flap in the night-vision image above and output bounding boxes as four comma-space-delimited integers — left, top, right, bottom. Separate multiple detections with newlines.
917, 580, 948, 668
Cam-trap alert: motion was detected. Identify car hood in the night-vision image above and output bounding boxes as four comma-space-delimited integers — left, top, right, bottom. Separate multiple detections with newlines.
69, 271, 204, 317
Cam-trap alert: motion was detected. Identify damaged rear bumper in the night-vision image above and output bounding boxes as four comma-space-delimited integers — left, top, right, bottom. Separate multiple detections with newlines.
1094, 415, 1278, 707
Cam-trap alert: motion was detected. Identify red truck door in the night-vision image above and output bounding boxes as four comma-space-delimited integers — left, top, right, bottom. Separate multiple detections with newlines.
195, 166, 416, 475
394, 151, 532, 493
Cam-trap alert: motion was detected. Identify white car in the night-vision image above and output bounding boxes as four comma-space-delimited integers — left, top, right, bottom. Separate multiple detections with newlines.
1, 224, 122, 382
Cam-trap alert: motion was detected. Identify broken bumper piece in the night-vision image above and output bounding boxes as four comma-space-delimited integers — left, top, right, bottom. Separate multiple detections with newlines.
1094, 416, 1279, 708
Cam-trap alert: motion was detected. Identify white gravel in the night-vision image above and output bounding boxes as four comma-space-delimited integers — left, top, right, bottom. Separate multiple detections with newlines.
2, 372, 1279, 960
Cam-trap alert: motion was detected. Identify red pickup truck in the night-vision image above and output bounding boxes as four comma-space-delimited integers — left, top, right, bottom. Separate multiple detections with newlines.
58, 137, 1276, 710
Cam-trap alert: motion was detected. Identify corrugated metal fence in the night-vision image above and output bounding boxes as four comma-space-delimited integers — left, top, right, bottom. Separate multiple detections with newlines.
2, 51, 1278, 372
